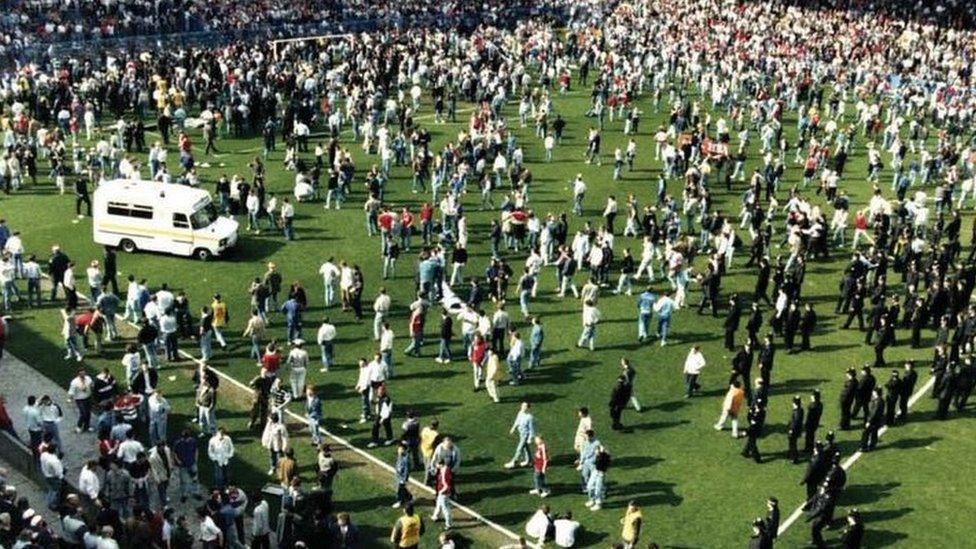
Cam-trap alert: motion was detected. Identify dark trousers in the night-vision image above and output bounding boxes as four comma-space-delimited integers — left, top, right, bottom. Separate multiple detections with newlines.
372, 417, 392, 442
839, 401, 853, 430
851, 398, 868, 422
803, 428, 816, 453
76, 195, 92, 216
742, 436, 761, 463
787, 435, 799, 463
684, 374, 700, 397
810, 515, 830, 548
250, 534, 271, 549
396, 482, 412, 505
860, 425, 879, 450
843, 309, 864, 330
609, 403, 624, 429
724, 329, 735, 350
75, 398, 91, 431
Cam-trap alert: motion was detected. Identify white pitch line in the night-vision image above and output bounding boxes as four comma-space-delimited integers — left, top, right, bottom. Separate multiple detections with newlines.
777, 374, 936, 537
62, 281, 528, 545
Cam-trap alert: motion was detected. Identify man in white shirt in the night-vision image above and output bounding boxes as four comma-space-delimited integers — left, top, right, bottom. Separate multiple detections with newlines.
78, 460, 101, 502
318, 258, 341, 307
379, 323, 395, 377
317, 317, 337, 372
67, 369, 94, 433
3, 231, 23, 278
577, 300, 601, 351
207, 428, 235, 489
286, 340, 309, 397
553, 512, 580, 547
117, 432, 145, 465
39, 446, 64, 510
197, 509, 223, 546
683, 345, 706, 398
372, 288, 391, 341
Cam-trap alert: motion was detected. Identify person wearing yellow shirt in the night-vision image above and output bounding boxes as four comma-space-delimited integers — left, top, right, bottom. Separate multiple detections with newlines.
210, 294, 229, 348
419, 419, 440, 472
391, 502, 425, 549
620, 501, 643, 549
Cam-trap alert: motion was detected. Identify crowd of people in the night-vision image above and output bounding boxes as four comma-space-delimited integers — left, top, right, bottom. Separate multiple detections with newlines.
0, 0, 972, 546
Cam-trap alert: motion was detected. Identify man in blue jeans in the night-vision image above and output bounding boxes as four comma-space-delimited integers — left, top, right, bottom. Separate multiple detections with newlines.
504, 401, 535, 469
636, 286, 658, 342
653, 290, 676, 346
528, 316, 544, 370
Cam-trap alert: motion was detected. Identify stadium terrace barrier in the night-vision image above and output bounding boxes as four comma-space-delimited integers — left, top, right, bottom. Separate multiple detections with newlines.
1, 7, 567, 69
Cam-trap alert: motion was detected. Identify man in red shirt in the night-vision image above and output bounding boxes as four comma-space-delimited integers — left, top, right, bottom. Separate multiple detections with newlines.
378, 208, 396, 254
430, 460, 453, 528
419, 202, 433, 246
400, 207, 415, 251
261, 343, 281, 376
530, 435, 550, 497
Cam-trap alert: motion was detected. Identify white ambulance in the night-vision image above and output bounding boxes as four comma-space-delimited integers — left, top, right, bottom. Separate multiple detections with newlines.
93, 179, 239, 260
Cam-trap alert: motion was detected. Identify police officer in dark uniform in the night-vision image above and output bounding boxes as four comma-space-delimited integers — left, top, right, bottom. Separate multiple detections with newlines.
842, 281, 866, 330
800, 302, 817, 351
804, 390, 823, 453
733, 342, 754, 401
898, 361, 917, 421
851, 366, 876, 422
839, 368, 857, 430
936, 364, 957, 420
800, 442, 829, 502
758, 335, 775, 386
883, 371, 901, 426
787, 396, 804, 464
860, 388, 885, 451
723, 294, 741, 351
742, 403, 763, 464
805, 485, 836, 548
746, 303, 763, 346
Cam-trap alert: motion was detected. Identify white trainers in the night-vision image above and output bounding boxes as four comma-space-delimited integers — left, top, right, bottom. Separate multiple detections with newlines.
503, 461, 516, 469
528, 489, 539, 495
714, 424, 723, 431
518, 460, 530, 467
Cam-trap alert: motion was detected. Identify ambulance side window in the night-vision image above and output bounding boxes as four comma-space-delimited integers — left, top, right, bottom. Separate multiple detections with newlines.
173, 213, 190, 229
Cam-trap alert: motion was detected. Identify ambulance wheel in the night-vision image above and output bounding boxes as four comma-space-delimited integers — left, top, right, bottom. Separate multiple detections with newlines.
119, 239, 137, 253
194, 248, 212, 261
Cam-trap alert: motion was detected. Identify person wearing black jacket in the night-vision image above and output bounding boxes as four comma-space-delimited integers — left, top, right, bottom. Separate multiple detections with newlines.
787, 396, 805, 464
842, 282, 866, 330
873, 317, 894, 367
936, 365, 957, 420
784, 302, 801, 353
864, 299, 886, 344
47, 246, 70, 302
840, 509, 864, 549
800, 443, 829, 501
748, 518, 772, 549
898, 361, 917, 421
609, 370, 632, 431
800, 303, 817, 351
954, 357, 976, 411
883, 371, 901, 426
757, 335, 775, 386
732, 342, 754, 401
806, 485, 836, 548
860, 388, 885, 451
753, 258, 772, 306
741, 403, 763, 463
436, 309, 453, 364
103, 247, 119, 295
851, 366, 876, 422
839, 368, 857, 430
697, 265, 720, 317
746, 303, 763, 346
723, 294, 741, 351
804, 390, 823, 453
764, 497, 780, 542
